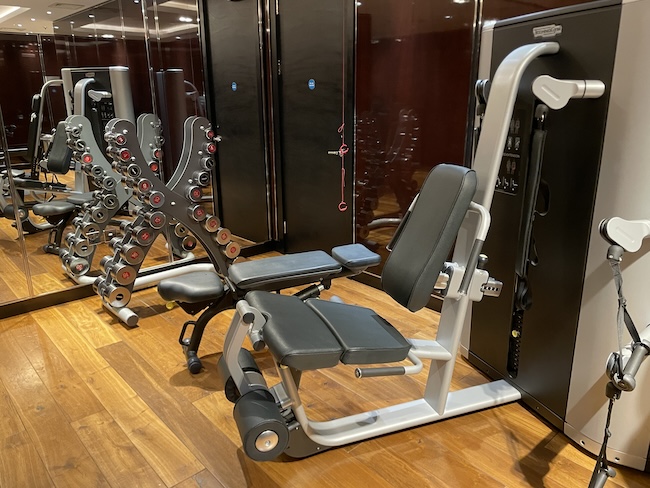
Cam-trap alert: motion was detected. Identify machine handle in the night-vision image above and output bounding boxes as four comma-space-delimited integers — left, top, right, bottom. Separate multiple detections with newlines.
532, 75, 605, 110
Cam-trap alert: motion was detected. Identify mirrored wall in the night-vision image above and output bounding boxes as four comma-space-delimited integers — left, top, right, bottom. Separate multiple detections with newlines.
0, 0, 207, 306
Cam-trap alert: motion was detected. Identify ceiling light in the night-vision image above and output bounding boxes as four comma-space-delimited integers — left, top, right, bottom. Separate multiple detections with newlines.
175, 36, 181, 39
453, 0, 471, 3
101, 34, 114, 38
444, 15, 452, 19
46, 11, 52, 15
88, 14, 94, 18
16, 23, 22, 27
54, 26, 59, 29
30, 18, 35, 21
179, 16, 192, 22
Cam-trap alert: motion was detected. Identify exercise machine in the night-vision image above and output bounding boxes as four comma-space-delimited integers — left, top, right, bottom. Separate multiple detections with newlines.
465, 0, 649, 472
211, 39, 564, 461
588, 217, 650, 487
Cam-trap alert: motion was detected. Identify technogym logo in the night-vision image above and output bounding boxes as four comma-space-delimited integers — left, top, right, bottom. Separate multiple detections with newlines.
533, 24, 563, 38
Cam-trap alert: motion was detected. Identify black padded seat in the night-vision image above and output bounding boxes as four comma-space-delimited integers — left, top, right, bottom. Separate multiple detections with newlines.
66, 192, 96, 206
306, 299, 410, 364
247, 291, 343, 371
32, 200, 76, 217
229, 251, 342, 290
158, 271, 225, 303
331, 243, 381, 271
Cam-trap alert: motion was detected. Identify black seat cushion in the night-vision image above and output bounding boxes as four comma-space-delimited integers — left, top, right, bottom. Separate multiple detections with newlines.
66, 192, 96, 206
158, 271, 225, 303
331, 244, 381, 270
32, 200, 76, 217
306, 299, 410, 365
247, 291, 342, 371
229, 251, 341, 290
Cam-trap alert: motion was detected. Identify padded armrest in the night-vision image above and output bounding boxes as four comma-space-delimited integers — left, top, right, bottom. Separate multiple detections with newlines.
331, 244, 381, 271
229, 251, 342, 290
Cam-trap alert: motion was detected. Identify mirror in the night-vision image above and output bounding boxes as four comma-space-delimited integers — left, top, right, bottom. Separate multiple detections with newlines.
0, 0, 209, 308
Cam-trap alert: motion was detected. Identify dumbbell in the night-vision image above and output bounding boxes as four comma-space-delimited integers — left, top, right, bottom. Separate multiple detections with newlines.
109, 146, 132, 162
104, 132, 127, 146
151, 147, 163, 161
73, 218, 101, 241
203, 215, 220, 233
90, 205, 110, 224
181, 235, 197, 251
83, 163, 105, 178
67, 125, 82, 138
94, 278, 131, 308
193, 170, 211, 187
102, 194, 119, 210
188, 204, 207, 222
222, 241, 241, 259
143, 210, 166, 229
101, 257, 137, 285
141, 190, 165, 208
148, 160, 160, 174
95, 175, 118, 191
199, 156, 214, 170
65, 234, 94, 257
186, 186, 203, 203
73, 139, 86, 151
109, 237, 145, 265
131, 178, 153, 194
174, 222, 188, 238
125, 163, 142, 178
203, 141, 217, 156
213, 227, 232, 245
124, 224, 156, 247
61, 250, 90, 276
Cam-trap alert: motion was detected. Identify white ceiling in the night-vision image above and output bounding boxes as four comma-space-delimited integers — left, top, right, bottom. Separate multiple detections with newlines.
0, 1, 108, 34
0, 0, 198, 37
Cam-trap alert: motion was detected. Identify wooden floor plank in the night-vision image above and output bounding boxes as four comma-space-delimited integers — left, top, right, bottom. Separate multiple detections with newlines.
99, 340, 272, 488
0, 431, 55, 488
13, 322, 105, 423
71, 410, 166, 488
86, 367, 205, 487
0, 333, 110, 488
173, 469, 224, 488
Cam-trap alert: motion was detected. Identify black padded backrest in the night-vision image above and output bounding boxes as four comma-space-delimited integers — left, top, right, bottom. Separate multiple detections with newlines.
44, 121, 72, 175
382, 163, 477, 312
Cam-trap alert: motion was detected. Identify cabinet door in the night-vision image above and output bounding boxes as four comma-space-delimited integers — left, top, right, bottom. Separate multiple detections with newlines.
275, 0, 354, 252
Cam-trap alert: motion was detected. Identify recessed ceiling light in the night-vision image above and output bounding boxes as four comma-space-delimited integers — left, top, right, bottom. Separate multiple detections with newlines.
54, 26, 59, 29
88, 14, 94, 18
101, 34, 114, 38
70, 21, 74, 24
46, 11, 52, 15
179, 16, 192, 22
444, 15, 452, 19
30, 18, 35, 21
175, 36, 181, 39
453, 0, 471, 3
16, 23, 22, 27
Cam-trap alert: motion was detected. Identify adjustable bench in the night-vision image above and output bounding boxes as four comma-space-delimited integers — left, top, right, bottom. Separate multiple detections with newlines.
158, 243, 381, 373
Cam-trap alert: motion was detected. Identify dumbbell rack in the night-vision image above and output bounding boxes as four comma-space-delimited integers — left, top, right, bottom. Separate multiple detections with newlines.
58, 114, 133, 278
97, 116, 240, 326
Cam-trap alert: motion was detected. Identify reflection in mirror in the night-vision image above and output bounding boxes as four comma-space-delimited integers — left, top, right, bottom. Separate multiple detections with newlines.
0, 103, 33, 302
355, 1, 477, 275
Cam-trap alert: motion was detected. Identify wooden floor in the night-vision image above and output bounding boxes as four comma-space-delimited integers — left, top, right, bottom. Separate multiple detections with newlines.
0, 270, 648, 487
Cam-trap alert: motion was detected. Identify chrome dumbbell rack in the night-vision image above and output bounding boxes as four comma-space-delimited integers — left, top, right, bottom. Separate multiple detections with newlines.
96, 116, 240, 326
